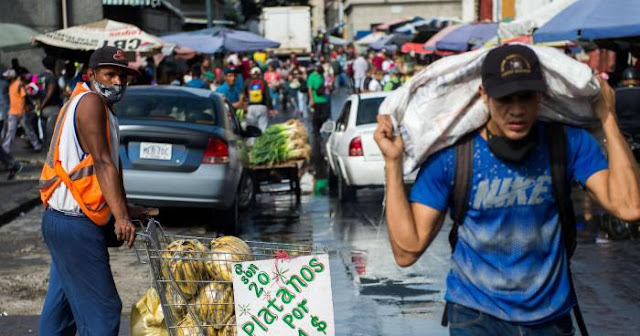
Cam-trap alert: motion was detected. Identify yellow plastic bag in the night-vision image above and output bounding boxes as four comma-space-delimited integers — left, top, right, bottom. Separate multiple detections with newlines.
131, 287, 170, 336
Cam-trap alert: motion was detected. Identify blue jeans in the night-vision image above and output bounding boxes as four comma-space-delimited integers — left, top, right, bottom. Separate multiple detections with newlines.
39, 209, 121, 336
448, 303, 575, 336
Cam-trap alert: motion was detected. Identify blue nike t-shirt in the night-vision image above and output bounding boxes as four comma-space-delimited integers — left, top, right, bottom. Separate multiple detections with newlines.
410, 123, 608, 323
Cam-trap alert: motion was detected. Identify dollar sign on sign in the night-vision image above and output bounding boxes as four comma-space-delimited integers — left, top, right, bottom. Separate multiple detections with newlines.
310, 315, 327, 334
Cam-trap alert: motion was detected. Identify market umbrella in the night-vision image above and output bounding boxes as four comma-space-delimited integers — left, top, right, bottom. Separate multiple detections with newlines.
436, 22, 498, 52
34, 19, 166, 52
328, 35, 349, 46
369, 34, 413, 52
0, 23, 39, 51
534, 0, 640, 43
355, 32, 387, 46
401, 42, 431, 54
424, 25, 462, 51
162, 27, 280, 54
498, 0, 576, 39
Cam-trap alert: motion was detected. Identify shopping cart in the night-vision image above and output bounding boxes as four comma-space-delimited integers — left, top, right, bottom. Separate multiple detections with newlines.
134, 219, 328, 336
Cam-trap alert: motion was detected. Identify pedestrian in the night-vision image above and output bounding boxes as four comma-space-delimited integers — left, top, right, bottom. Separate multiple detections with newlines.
367, 69, 383, 92
264, 63, 280, 110
298, 67, 309, 118
307, 64, 329, 179
244, 67, 275, 131
216, 68, 243, 109
0, 146, 21, 180
372, 51, 385, 70
615, 67, 640, 137
185, 65, 208, 89
59, 61, 77, 101
353, 54, 369, 94
2, 67, 42, 153
38, 56, 63, 149
374, 44, 640, 335
38, 46, 151, 335
383, 69, 401, 91
0, 69, 11, 137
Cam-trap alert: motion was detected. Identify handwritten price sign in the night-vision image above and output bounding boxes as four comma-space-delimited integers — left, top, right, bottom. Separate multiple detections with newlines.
232, 254, 335, 336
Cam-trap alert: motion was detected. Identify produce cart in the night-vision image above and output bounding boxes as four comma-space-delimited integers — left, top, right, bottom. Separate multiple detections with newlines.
249, 159, 305, 204
134, 219, 327, 336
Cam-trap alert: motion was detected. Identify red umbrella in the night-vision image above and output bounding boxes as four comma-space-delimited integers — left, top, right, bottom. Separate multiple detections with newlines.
401, 42, 433, 54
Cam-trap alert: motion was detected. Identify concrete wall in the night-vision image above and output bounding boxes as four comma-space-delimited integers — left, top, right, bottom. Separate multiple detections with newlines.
0, 0, 103, 73
309, 0, 326, 33
345, 1, 462, 38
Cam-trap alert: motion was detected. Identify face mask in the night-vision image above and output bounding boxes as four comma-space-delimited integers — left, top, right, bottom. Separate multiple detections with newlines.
92, 80, 126, 104
486, 126, 537, 163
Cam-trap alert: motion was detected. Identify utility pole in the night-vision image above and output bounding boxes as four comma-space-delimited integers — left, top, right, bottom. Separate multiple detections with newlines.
206, 0, 213, 28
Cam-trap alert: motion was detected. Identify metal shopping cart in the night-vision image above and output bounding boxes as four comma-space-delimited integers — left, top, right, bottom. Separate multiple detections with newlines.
134, 219, 327, 336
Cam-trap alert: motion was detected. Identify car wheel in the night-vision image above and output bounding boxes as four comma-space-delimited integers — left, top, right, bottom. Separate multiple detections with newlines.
238, 173, 255, 210
337, 170, 355, 202
218, 196, 239, 235
328, 167, 338, 197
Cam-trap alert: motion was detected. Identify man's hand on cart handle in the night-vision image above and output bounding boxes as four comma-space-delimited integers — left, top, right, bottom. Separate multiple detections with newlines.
115, 218, 136, 248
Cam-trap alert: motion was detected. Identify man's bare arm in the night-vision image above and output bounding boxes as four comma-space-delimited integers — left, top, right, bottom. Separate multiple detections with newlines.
585, 77, 640, 221
76, 93, 135, 247
375, 115, 446, 267
385, 160, 446, 267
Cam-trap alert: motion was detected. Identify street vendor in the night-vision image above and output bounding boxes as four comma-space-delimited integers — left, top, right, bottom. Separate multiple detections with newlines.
375, 44, 640, 335
38, 46, 151, 335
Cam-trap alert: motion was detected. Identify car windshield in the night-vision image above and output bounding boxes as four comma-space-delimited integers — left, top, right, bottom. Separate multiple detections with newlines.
115, 93, 220, 126
356, 97, 386, 126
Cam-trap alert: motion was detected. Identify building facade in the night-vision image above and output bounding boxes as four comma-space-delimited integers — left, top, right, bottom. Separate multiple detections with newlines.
343, 0, 463, 40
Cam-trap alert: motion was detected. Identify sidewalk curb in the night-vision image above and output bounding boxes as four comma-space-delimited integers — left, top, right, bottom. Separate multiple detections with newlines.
0, 194, 41, 227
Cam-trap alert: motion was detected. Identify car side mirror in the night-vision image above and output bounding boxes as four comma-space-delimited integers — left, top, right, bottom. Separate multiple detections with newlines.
320, 120, 336, 135
243, 125, 262, 138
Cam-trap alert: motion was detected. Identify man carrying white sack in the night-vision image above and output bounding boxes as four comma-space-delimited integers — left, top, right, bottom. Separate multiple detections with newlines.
375, 44, 640, 335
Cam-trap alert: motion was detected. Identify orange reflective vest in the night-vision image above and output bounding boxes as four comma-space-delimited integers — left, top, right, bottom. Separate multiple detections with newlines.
39, 84, 113, 225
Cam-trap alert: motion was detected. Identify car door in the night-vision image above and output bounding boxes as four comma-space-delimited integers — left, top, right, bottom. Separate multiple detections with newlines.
330, 99, 352, 166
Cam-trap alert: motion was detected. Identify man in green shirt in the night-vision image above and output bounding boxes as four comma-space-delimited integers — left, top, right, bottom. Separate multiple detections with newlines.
383, 69, 402, 91
307, 64, 329, 178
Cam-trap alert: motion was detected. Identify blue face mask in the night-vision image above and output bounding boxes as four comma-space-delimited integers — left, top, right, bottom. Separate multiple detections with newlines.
92, 80, 126, 104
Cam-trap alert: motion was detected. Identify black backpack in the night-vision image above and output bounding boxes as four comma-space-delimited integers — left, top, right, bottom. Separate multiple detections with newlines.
442, 123, 589, 336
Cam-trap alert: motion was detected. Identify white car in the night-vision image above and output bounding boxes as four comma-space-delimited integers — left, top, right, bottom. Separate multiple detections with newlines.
324, 91, 416, 201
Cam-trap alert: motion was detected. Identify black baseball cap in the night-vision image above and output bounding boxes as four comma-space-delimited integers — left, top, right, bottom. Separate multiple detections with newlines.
88, 46, 140, 76
481, 44, 547, 98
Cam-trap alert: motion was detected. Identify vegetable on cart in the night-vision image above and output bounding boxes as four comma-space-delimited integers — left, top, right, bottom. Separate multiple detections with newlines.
249, 119, 311, 166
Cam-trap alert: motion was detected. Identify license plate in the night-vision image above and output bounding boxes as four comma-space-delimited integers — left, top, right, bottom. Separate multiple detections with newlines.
140, 142, 172, 160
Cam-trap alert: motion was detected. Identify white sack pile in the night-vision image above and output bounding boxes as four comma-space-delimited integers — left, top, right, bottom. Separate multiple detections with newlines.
379, 44, 601, 174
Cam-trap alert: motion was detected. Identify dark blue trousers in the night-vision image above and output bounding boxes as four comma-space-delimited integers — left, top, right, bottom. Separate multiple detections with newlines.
448, 303, 575, 336
39, 209, 121, 336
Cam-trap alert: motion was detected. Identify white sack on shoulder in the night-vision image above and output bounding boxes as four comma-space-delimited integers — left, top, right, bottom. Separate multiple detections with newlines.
379, 44, 601, 175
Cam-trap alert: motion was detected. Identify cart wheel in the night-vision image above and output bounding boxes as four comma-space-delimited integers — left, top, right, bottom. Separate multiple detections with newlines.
238, 173, 256, 210
218, 197, 240, 235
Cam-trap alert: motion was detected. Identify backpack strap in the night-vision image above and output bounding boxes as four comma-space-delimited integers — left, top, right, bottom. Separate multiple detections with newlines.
546, 123, 589, 336
449, 132, 475, 250
547, 123, 577, 258
441, 132, 474, 328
